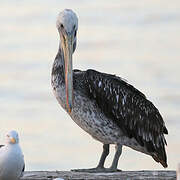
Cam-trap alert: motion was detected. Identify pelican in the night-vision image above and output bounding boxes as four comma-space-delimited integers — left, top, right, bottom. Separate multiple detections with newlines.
51, 9, 168, 172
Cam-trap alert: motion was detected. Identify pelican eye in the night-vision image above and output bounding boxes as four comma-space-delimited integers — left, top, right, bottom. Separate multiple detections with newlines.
60, 24, 64, 28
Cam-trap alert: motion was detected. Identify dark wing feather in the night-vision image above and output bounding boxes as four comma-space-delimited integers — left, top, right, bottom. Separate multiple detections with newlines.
20, 163, 25, 177
0, 145, 4, 148
22, 164, 25, 172
84, 69, 168, 167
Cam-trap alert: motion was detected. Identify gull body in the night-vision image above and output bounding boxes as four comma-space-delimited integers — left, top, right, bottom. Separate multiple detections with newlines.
0, 130, 24, 180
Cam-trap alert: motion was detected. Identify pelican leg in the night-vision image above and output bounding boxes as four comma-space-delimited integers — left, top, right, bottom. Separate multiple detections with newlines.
97, 144, 110, 168
92, 144, 122, 172
71, 144, 110, 173
109, 144, 122, 171
71, 144, 122, 173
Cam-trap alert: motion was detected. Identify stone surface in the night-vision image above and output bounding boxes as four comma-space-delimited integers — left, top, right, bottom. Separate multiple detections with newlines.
21, 170, 176, 180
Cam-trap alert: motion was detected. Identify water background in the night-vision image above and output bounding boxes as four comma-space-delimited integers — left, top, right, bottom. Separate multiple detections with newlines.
0, 0, 180, 171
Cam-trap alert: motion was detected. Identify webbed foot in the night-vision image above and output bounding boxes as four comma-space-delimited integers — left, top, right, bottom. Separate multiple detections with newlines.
71, 167, 121, 173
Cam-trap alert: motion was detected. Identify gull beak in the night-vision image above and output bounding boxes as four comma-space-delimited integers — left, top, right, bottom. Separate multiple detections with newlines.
61, 32, 74, 113
10, 137, 16, 144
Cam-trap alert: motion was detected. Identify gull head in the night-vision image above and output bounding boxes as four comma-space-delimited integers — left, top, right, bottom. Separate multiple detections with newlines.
5, 130, 19, 144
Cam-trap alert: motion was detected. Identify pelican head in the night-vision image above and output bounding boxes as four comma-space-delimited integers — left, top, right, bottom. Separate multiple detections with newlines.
56, 9, 78, 113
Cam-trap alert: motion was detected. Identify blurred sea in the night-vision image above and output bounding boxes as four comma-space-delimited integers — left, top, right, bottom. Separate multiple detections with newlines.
0, 0, 180, 171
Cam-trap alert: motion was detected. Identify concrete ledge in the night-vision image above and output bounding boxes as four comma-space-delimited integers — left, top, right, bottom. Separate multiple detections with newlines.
21, 170, 176, 180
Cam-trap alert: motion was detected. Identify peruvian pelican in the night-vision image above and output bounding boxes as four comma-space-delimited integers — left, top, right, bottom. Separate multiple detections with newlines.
51, 9, 168, 172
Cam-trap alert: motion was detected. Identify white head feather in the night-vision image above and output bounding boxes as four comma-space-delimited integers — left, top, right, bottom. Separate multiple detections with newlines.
56, 9, 78, 33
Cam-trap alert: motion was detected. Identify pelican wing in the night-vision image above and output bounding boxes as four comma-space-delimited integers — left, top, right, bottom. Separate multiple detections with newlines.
85, 69, 168, 167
